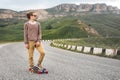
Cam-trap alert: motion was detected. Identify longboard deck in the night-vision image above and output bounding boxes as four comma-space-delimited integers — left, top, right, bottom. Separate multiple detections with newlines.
29, 66, 48, 74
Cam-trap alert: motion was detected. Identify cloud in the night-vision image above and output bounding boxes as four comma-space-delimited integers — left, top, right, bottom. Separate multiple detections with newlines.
0, 0, 120, 11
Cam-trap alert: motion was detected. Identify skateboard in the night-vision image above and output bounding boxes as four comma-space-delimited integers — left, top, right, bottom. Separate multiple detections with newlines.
29, 66, 48, 74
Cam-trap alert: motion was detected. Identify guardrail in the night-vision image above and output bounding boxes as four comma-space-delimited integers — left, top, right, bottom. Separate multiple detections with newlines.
51, 40, 119, 57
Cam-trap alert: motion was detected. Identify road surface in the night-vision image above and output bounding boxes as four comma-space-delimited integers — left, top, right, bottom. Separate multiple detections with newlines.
0, 42, 120, 80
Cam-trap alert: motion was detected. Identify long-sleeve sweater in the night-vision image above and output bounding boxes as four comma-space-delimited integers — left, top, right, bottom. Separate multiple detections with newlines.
24, 21, 41, 44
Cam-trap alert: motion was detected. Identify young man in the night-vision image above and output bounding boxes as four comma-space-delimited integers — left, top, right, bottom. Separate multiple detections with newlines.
24, 12, 45, 70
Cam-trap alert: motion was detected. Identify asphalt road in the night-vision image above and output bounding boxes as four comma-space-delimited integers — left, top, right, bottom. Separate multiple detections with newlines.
0, 41, 120, 80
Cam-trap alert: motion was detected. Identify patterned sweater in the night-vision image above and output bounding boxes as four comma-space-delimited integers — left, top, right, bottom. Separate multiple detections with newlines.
24, 21, 41, 44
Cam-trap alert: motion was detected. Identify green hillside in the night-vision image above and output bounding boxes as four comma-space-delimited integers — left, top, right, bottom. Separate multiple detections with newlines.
0, 19, 24, 42
0, 14, 120, 42
41, 14, 120, 39
76, 14, 120, 37
41, 18, 98, 39
0, 18, 97, 42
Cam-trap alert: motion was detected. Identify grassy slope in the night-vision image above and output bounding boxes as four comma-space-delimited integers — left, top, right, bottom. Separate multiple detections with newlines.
41, 14, 120, 39
78, 14, 120, 37
0, 19, 24, 42
41, 18, 96, 39
0, 14, 120, 42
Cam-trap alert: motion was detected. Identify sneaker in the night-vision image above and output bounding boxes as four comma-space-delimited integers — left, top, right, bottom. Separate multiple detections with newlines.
29, 67, 34, 73
37, 64, 43, 69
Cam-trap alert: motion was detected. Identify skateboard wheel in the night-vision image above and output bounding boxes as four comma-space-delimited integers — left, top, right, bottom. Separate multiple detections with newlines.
37, 71, 41, 74
29, 68, 32, 71
46, 71, 48, 74
29, 68, 34, 73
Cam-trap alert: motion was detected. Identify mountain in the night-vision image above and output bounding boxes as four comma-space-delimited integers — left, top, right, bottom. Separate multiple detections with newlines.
0, 9, 49, 20
0, 9, 18, 19
47, 3, 119, 13
46, 3, 120, 17
0, 3, 120, 20
0, 3, 120, 42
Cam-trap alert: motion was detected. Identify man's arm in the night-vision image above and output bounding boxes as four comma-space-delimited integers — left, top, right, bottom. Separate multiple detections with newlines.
37, 23, 42, 42
24, 23, 28, 44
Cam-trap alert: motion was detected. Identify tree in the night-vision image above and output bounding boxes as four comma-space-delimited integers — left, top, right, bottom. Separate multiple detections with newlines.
46, 24, 52, 29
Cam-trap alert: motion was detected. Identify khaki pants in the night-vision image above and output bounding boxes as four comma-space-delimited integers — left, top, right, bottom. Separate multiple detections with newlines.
28, 41, 45, 68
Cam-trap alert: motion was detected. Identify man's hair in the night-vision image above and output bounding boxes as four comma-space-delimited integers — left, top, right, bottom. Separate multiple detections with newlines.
26, 12, 34, 19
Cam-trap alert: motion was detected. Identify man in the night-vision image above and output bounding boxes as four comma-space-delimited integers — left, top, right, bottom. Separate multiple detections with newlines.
24, 12, 45, 70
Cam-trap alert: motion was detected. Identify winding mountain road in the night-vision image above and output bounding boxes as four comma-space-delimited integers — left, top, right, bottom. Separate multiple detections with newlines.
0, 41, 120, 80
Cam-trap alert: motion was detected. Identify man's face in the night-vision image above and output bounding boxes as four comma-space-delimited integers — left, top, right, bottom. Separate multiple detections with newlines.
30, 13, 37, 20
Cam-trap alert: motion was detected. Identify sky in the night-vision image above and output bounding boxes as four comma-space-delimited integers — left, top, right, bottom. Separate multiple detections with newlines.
0, 0, 120, 11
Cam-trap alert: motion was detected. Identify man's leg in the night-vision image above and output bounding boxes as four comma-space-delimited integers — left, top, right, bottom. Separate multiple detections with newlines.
36, 43, 45, 68
28, 41, 35, 68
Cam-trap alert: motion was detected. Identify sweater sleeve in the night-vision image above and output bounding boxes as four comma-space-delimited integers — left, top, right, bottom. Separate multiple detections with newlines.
24, 23, 28, 44
37, 23, 42, 42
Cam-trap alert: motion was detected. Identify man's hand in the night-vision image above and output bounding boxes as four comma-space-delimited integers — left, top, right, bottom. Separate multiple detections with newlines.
25, 44, 29, 49
36, 41, 40, 47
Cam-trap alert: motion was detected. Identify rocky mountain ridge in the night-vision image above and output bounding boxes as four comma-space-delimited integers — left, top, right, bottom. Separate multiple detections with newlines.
0, 3, 120, 20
